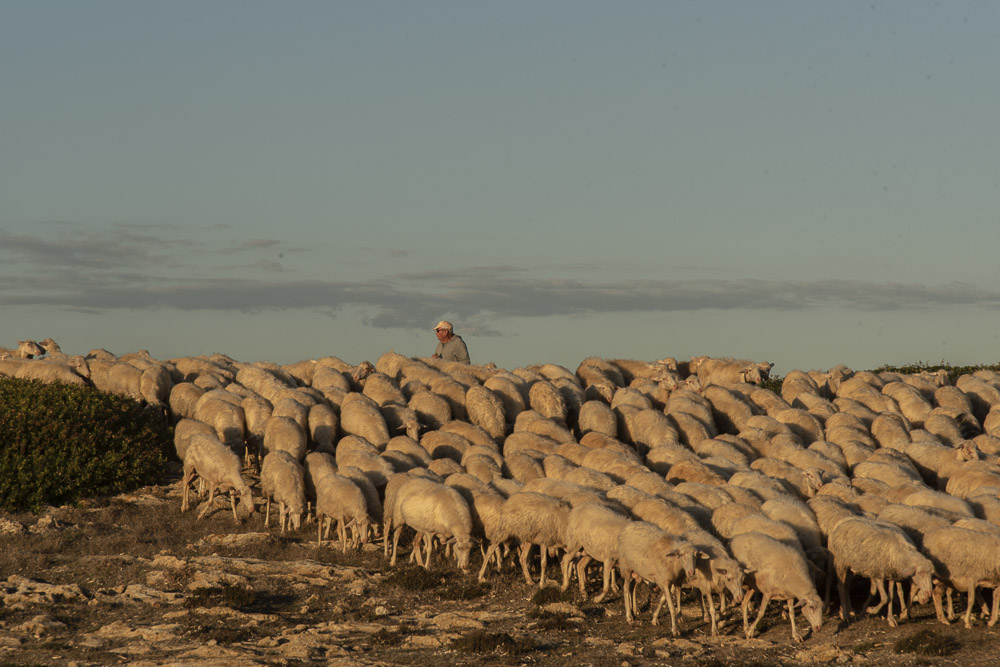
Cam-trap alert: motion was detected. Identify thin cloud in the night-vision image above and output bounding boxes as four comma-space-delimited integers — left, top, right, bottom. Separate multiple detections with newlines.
5, 225, 1000, 331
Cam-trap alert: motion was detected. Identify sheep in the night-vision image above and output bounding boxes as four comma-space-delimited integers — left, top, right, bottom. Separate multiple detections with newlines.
956, 374, 1000, 422
360, 371, 407, 407
406, 390, 451, 431
696, 357, 773, 387
173, 418, 216, 462
503, 431, 560, 460
180, 433, 254, 522
390, 477, 474, 571
945, 463, 1000, 499
514, 410, 575, 444
437, 420, 497, 451
463, 384, 507, 442
576, 400, 618, 438
483, 374, 527, 421
828, 516, 934, 627
10, 356, 91, 386
922, 525, 1000, 628
262, 415, 308, 461
235, 365, 296, 404
0, 340, 45, 360
611, 386, 654, 411
193, 391, 247, 453
728, 532, 823, 642
676, 528, 745, 636
616, 521, 699, 636
479, 491, 571, 586
315, 472, 371, 551
306, 403, 338, 452
560, 502, 631, 601
260, 450, 306, 533
702, 385, 757, 435
332, 395, 387, 450
527, 380, 568, 424
270, 395, 310, 432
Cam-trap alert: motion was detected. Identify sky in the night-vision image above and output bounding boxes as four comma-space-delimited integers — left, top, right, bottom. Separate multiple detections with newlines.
3, 1, 1000, 377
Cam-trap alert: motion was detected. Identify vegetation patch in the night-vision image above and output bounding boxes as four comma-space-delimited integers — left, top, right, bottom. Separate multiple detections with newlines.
184, 584, 256, 610
530, 586, 572, 605
438, 580, 489, 600
384, 565, 442, 591
450, 629, 536, 655
893, 628, 960, 656
0, 377, 171, 512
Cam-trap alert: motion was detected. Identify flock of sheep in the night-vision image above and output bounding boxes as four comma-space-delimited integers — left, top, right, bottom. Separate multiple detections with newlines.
6, 337, 1000, 643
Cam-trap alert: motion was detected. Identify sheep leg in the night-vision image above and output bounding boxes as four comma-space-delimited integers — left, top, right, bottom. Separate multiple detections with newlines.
703, 588, 719, 636
864, 579, 887, 615
390, 526, 404, 566
886, 580, 898, 628
931, 582, 952, 625
747, 592, 772, 640
990, 587, 1000, 628
789, 599, 804, 643
596, 559, 613, 603
946, 587, 956, 621
963, 583, 977, 629
229, 490, 240, 523
621, 567, 635, 623
423, 534, 434, 569
264, 497, 271, 527
559, 548, 577, 593
836, 567, 853, 620
478, 542, 500, 581
577, 555, 593, 597
383, 519, 392, 558
539, 544, 550, 587
899, 581, 911, 620
181, 468, 194, 512
279, 502, 287, 534
652, 586, 679, 636
519, 543, 535, 586
197, 487, 217, 519
316, 514, 323, 547
741, 590, 754, 638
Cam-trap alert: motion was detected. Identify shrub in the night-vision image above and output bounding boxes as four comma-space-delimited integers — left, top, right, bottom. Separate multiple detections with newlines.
0, 377, 171, 512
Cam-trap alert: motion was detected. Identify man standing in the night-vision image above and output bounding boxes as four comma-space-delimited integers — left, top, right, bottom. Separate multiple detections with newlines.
431, 320, 470, 364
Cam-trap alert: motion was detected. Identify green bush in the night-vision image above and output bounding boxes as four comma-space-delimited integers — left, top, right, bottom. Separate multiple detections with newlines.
0, 377, 172, 512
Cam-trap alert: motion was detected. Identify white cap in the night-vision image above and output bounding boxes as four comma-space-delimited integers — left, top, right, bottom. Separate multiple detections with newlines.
434, 320, 453, 332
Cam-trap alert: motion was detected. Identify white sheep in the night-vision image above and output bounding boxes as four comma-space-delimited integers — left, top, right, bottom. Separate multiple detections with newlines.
696, 357, 773, 387
479, 491, 570, 586
828, 516, 934, 627
528, 380, 568, 424
10, 356, 91, 386
560, 501, 631, 602
390, 477, 473, 571
922, 525, 1000, 628
340, 393, 392, 448
173, 418, 216, 462
616, 521, 699, 636
169, 382, 206, 421
408, 389, 452, 430
194, 390, 247, 453
260, 450, 306, 533
262, 415, 308, 461
180, 433, 254, 522
315, 472, 371, 551
465, 384, 507, 442
729, 531, 823, 642
0, 340, 45, 360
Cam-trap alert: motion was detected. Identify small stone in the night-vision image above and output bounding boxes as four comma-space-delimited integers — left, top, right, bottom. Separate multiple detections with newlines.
374, 605, 388, 617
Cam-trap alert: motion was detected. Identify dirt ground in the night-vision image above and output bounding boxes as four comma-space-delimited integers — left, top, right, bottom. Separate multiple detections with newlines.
2, 466, 1000, 666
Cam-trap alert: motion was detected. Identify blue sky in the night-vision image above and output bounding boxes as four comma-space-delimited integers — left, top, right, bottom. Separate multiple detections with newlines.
3, 1, 1000, 375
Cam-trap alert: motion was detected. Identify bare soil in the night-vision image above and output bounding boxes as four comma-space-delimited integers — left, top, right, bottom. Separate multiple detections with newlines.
2, 466, 999, 666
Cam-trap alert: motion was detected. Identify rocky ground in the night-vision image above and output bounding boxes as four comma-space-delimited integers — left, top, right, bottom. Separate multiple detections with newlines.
2, 466, 999, 666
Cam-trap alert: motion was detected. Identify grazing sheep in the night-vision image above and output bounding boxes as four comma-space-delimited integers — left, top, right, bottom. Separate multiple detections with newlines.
180, 434, 254, 522
703, 385, 757, 434
260, 450, 306, 533
0, 340, 45, 360
696, 357, 773, 387
193, 391, 247, 453
480, 491, 571, 586
677, 528, 745, 636
729, 532, 823, 642
390, 477, 473, 571
464, 385, 507, 442
922, 525, 1000, 628
617, 521, 699, 636
315, 472, 371, 551
560, 502, 631, 601
340, 394, 391, 448
828, 516, 934, 627
515, 410, 576, 444
10, 356, 91, 386
169, 382, 206, 421
577, 400, 618, 438
361, 371, 408, 407
173, 418, 216, 462
407, 390, 452, 430
528, 380, 568, 423
263, 415, 308, 461
483, 374, 528, 421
